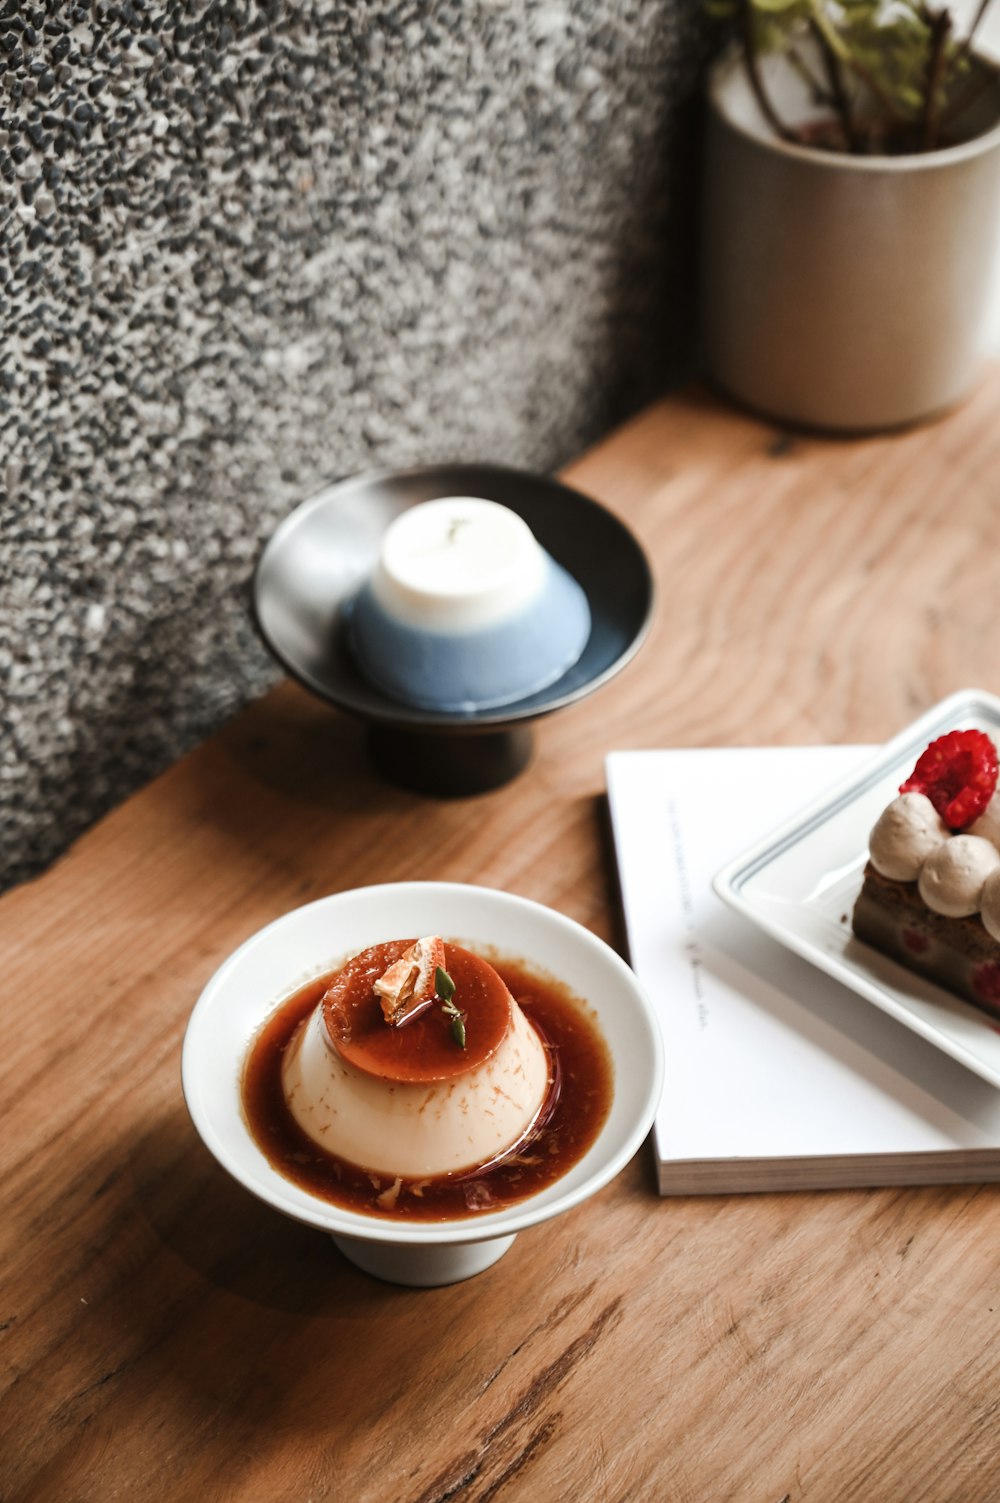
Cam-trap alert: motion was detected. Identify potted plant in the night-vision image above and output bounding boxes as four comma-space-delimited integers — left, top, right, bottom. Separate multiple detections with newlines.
700, 0, 1000, 430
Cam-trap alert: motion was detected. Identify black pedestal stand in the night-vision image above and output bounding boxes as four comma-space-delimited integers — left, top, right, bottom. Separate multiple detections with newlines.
367, 723, 533, 797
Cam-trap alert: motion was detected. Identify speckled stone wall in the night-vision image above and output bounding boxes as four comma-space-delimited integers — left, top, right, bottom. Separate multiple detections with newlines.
0, 0, 710, 891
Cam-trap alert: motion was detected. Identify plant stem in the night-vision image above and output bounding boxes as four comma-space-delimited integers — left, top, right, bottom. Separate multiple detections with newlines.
952, 0, 991, 65
808, 3, 914, 132
737, 0, 803, 144
808, 16, 858, 150
922, 9, 953, 149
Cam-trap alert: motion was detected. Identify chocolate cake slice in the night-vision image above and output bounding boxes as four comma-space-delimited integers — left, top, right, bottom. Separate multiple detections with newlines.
852, 862, 1000, 1014
851, 728, 1000, 1017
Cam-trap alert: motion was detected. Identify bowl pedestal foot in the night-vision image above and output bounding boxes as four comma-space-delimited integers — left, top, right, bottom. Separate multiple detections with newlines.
332, 1231, 518, 1286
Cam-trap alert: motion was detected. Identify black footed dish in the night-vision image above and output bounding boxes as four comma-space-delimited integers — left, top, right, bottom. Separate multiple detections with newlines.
253, 463, 655, 795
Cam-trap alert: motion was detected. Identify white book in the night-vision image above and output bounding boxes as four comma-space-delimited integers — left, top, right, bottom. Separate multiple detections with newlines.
606, 746, 1000, 1194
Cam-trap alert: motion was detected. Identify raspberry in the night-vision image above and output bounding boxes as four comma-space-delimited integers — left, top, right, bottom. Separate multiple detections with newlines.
899, 729, 998, 830
972, 961, 1000, 1011
902, 927, 930, 955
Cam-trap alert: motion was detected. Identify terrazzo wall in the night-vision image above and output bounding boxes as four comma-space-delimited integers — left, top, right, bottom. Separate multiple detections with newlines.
1, 0, 710, 892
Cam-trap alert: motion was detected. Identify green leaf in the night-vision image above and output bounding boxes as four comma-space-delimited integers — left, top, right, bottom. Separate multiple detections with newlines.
440, 994, 467, 1049
435, 966, 456, 1002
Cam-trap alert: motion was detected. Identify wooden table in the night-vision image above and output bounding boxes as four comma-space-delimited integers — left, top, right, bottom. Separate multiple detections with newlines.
5, 374, 1000, 1502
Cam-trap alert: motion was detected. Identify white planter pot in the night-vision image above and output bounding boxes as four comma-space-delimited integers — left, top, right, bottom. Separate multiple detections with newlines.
701, 43, 1000, 430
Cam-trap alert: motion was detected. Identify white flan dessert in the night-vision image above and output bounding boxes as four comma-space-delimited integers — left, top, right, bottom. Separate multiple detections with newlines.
280, 936, 552, 1179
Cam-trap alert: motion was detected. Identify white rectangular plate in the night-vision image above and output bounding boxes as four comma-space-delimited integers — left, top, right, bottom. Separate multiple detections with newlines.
713, 689, 1000, 1089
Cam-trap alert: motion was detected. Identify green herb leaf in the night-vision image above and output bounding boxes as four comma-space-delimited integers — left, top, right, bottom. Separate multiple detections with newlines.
436, 968, 465, 1047
439, 994, 467, 1049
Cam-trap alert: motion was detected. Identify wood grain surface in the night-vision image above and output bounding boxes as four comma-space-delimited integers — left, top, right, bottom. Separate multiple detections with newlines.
4, 374, 1000, 1503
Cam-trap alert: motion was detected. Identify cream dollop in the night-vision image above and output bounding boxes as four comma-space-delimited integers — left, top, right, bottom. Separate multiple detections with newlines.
869, 792, 949, 882
969, 791, 1000, 852
981, 868, 1000, 942
917, 834, 1000, 918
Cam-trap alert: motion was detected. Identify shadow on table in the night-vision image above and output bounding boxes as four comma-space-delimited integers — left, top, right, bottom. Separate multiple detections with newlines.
127, 1098, 397, 1313
212, 684, 396, 816
87, 1097, 508, 1455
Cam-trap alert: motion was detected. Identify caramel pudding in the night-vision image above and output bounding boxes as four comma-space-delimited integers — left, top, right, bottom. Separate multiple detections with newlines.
282, 937, 549, 1178
242, 938, 613, 1221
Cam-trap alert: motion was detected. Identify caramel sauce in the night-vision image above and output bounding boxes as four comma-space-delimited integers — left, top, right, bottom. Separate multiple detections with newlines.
241, 947, 614, 1222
